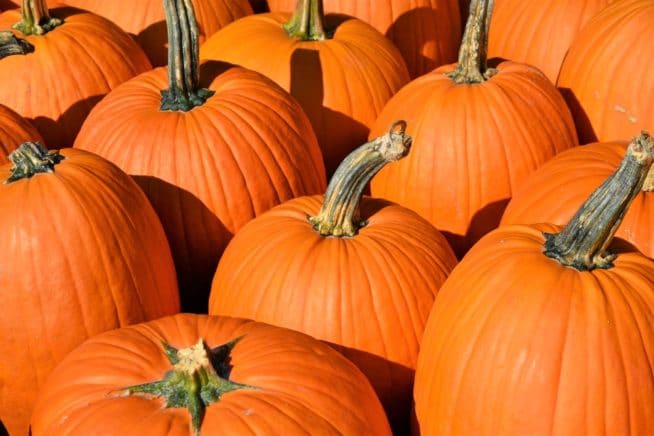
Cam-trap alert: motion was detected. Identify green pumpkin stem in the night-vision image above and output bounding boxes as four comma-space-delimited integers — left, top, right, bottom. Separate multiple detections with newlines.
447, 0, 496, 84
308, 121, 412, 237
283, 0, 328, 41
5, 142, 64, 184
0, 31, 33, 58
544, 132, 654, 270
160, 0, 214, 111
13, 0, 62, 36
123, 338, 255, 435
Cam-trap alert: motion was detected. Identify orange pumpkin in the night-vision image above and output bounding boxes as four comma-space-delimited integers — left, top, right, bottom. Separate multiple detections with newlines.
75, 0, 326, 313
209, 123, 458, 433
414, 133, 654, 435
0, 0, 151, 149
558, 0, 654, 143
266, 0, 461, 78
0, 143, 179, 435
200, 0, 410, 176
59, 0, 253, 66
31, 313, 391, 435
369, 0, 577, 257
0, 103, 43, 164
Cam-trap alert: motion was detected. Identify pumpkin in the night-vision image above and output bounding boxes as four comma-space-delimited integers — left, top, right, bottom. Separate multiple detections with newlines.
0, 0, 151, 149
414, 133, 654, 435
0, 103, 43, 164
75, 0, 326, 313
200, 0, 410, 176
209, 123, 458, 433
557, 0, 654, 143
369, 0, 577, 257
31, 313, 391, 435
266, 0, 461, 78
0, 143, 180, 436
487, 0, 613, 83
59, 0, 253, 66
502, 139, 654, 257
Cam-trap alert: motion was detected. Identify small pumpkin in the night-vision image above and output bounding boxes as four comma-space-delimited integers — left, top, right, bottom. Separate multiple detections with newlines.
414, 133, 654, 435
31, 313, 391, 435
209, 123, 458, 433
0, 103, 43, 164
0, 143, 180, 435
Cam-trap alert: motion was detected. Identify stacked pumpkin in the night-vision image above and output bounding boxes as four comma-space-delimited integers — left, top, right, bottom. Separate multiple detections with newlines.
0, 0, 652, 434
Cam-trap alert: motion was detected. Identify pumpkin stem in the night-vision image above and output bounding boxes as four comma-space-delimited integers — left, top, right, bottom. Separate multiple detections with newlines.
123, 338, 255, 435
0, 31, 33, 58
544, 132, 654, 270
160, 0, 214, 111
13, 0, 62, 36
283, 0, 329, 41
643, 164, 654, 192
447, 0, 496, 84
5, 142, 64, 184
308, 121, 412, 237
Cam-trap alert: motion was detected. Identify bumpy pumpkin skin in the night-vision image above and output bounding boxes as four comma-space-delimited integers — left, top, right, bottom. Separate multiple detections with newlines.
0, 104, 44, 164
502, 141, 654, 257
210, 195, 457, 430
557, 0, 654, 143
75, 64, 326, 313
31, 314, 391, 435
58, 0, 253, 66
414, 223, 654, 435
0, 148, 179, 436
369, 61, 578, 257
200, 13, 410, 176
0, 6, 151, 150
266, 0, 461, 78
487, 0, 613, 83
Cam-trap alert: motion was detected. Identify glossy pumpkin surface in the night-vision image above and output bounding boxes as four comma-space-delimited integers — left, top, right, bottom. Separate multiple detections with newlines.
0, 104, 43, 164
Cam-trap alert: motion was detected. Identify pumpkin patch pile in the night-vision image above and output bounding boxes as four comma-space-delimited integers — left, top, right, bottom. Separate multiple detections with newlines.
0, 0, 652, 434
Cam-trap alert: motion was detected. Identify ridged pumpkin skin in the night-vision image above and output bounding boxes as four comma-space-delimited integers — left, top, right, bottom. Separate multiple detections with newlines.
0, 148, 179, 436
502, 141, 654, 257
31, 314, 391, 435
557, 0, 654, 143
414, 223, 654, 435
75, 65, 326, 313
266, 0, 461, 78
59, 0, 253, 66
0, 105, 44, 164
209, 195, 458, 430
369, 61, 578, 257
488, 0, 613, 83
0, 6, 151, 150
200, 13, 410, 176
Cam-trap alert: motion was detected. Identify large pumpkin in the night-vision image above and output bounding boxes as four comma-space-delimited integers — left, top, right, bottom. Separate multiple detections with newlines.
369, 0, 577, 257
0, 0, 151, 149
502, 139, 654, 257
75, 0, 326, 313
59, 0, 253, 66
0, 103, 43, 164
557, 0, 654, 143
210, 123, 458, 433
266, 0, 461, 78
31, 313, 391, 435
200, 0, 410, 176
414, 133, 654, 435
0, 143, 179, 436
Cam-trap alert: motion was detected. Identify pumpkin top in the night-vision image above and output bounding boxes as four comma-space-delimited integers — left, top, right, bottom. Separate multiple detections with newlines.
13, 0, 61, 35
283, 0, 329, 41
5, 141, 64, 184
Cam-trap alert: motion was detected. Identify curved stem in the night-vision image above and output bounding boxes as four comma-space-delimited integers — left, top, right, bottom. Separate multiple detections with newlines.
446, 0, 496, 84
543, 132, 654, 270
0, 31, 33, 59
124, 338, 255, 435
13, 0, 62, 36
5, 142, 64, 184
308, 121, 412, 237
283, 0, 328, 41
160, 0, 214, 111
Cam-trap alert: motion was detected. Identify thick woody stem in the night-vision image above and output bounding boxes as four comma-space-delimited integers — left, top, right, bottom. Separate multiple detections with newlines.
283, 0, 328, 41
0, 31, 33, 59
13, 0, 62, 36
160, 0, 214, 111
5, 142, 64, 184
446, 0, 496, 84
308, 121, 412, 237
543, 132, 654, 270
